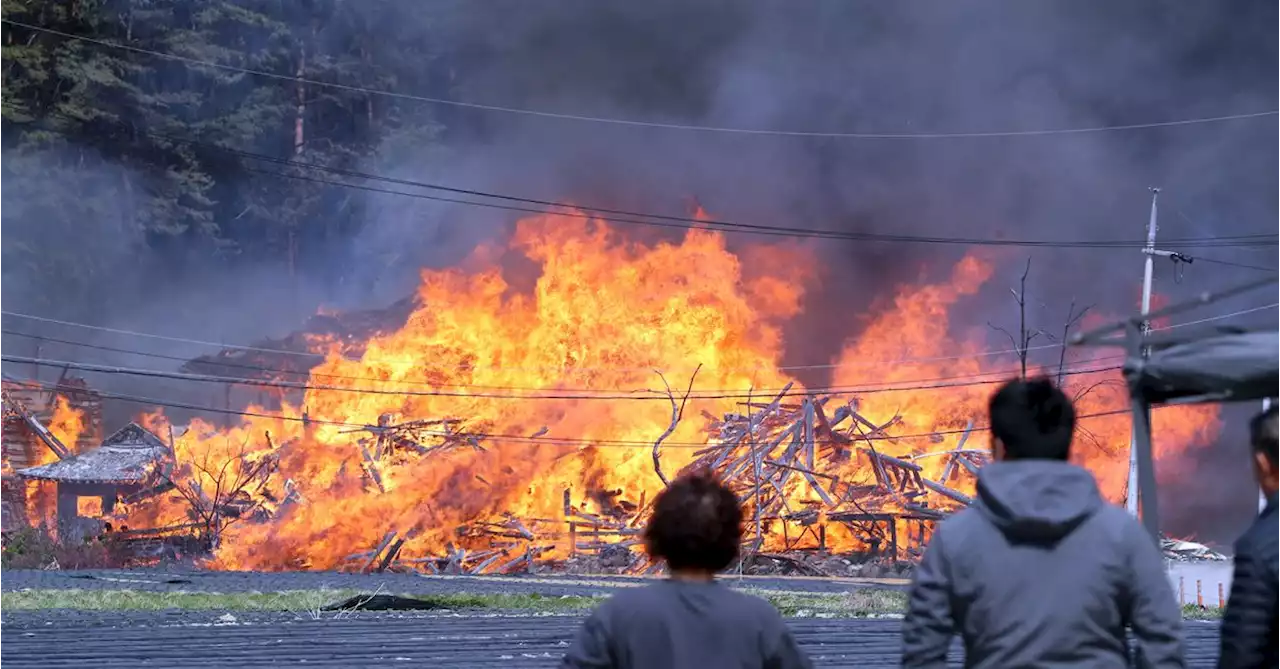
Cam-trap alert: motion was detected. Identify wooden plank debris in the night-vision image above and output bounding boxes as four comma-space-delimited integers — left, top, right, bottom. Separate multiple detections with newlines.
299, 376, 987, 577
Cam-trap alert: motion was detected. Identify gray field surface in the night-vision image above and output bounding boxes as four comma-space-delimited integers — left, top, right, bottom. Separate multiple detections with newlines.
0, 569, 1225, 668
0, 567, 907, 595
0, 610, 1225, 668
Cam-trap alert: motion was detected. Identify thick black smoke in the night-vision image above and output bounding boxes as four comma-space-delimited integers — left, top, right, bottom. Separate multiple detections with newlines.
343, 0, 1280, 544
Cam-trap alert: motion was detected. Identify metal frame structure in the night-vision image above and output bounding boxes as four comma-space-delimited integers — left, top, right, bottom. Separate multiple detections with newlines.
1070, 275, 1279, 542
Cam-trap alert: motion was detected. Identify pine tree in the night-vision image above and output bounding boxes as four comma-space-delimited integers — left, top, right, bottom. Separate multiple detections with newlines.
1, 0, 449, 311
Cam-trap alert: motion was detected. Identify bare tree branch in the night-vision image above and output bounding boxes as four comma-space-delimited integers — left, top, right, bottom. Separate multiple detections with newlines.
651, 364, 702, 487
989, 258, 1044, 379
988, 323, 1019, 353
161, 432, 279, 549
1072, 379, 1120, 404
1056, 300, 1094, 385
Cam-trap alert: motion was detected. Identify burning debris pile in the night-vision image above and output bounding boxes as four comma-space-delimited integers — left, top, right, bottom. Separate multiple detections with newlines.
291, 386, 985, 577
10, 210, 1225, 575
1161, 538, 1229, 562
686, 390, 981, 559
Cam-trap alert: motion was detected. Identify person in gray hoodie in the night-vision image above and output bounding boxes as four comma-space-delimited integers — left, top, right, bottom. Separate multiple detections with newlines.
901, 377, 1185, 669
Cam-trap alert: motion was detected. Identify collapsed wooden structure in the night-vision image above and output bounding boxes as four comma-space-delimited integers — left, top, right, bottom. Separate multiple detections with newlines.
170, 297, 985, 575
335, 385, 982, 577
1, 377, 103, 533
676, 388, 979, 566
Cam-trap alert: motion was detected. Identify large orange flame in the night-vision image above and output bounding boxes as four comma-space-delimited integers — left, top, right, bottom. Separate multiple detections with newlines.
44, 209, 1223, 568
8, 395, 88, 527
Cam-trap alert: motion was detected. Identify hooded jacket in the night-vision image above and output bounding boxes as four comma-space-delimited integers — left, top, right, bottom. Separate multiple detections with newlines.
901, 460, 1185, 669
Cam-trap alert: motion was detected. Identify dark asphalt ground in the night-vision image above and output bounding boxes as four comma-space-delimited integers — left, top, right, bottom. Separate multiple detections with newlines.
0, 569, 1224, 668
0, 610, 1225, 668
0, 568, 901, 596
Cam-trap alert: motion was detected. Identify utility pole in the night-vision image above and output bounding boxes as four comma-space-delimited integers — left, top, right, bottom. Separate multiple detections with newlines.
1126, 188, 1179, 517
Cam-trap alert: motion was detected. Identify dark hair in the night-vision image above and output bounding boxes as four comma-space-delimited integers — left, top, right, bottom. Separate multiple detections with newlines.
644, 470, 743, 572
1250, 405, 1278, 466
988, 377, 1076, 460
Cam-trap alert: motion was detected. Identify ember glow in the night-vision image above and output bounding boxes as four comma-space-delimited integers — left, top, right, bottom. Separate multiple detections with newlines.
25, 209, 1222, 570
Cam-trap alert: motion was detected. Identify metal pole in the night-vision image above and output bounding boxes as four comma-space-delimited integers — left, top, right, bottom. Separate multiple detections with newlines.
1263, 398, 1272, 514
1127, 188, 1160, 516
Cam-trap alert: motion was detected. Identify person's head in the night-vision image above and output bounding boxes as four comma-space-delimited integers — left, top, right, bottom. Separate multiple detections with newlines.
988, 377, 1076, 461
1249, 405, 1278, 496
644, 470, 743, 577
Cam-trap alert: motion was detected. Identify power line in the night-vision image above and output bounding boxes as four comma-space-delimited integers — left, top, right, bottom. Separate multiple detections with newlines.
1184, 255, 1280, 273
6, 19, 1276, 141
24, 115, 1275, 248
148, 129, 1274, 248
5, 302, 1274, 375
1164, 304, 1280, 329
0, 354, 1124, 402
1165, 201, 1280, 272
17, 120, 1277, 248
0, 328, 1127, 395
4, 303, 1270, 405
0, 309, 1164, 372
9, 374, 1151, 448
2, 311, 326, 358
223, 149, 1273, 248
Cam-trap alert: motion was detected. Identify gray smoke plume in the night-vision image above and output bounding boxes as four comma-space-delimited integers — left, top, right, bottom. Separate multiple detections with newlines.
3, 0, 1275, 543
351, 0, 1277, 543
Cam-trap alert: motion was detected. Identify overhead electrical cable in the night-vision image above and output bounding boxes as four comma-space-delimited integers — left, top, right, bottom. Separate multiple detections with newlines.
6, 374, 1158, 448
0, 354, 1126, 402
132, 130, 1270, 248
4, 303, 1274, 375
0, 308, 1121, 373
0, 328, 1128, 395
21, 119, 1274, 248
1180, 255, 1279, 273
21, 120, 1276, 247
5, 19, 1276, 140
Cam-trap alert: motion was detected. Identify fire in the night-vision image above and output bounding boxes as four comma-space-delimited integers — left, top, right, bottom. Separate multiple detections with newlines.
47, 396, 86, 456
828, 258, 1220, 503
44, 208, 1223, 569
20, 395, 88, 527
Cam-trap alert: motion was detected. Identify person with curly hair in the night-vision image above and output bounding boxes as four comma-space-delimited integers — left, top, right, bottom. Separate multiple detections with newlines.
562, 470, 812, 669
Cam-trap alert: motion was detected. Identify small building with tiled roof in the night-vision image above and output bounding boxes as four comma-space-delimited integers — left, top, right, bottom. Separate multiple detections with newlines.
16, 422, 172, 541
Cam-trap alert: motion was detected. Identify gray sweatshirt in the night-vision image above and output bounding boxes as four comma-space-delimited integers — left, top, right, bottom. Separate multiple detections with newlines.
561, 579, 812, 669
901, 460, 1185, 669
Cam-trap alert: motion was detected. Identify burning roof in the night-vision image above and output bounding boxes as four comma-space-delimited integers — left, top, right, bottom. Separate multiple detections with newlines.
180, 296, 419, 381
17, 422, 170, 485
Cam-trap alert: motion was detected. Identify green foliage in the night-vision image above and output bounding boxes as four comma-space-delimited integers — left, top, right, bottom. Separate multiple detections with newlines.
1, 525, 130, 570
0, 0, 446, 285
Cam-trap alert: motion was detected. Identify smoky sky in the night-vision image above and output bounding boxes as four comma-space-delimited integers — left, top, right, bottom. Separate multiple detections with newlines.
356, 0, 1276, 354
3, 0, 1276, 543
339, 0, 1280, 543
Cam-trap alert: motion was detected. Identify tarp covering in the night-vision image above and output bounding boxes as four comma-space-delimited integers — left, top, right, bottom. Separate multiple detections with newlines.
1124, 330, 1279, 404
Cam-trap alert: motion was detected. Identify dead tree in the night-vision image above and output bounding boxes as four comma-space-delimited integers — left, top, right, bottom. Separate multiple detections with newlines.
166, 434, 279, 548
1055, 300, 1093, 386
651, 365, 702, 486
988, 258, 1045, 379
